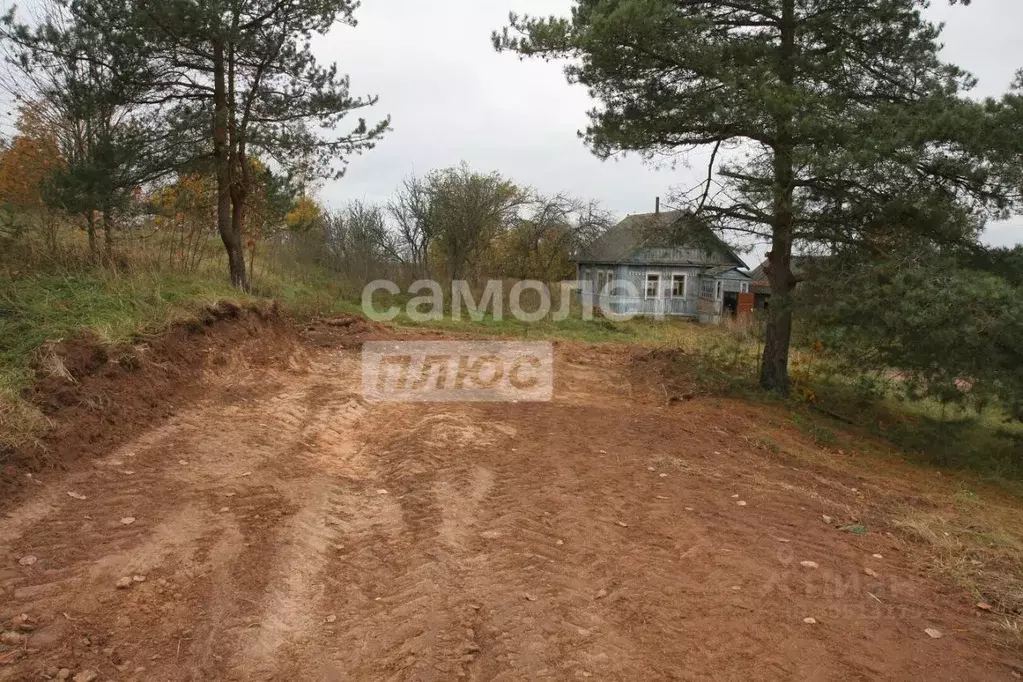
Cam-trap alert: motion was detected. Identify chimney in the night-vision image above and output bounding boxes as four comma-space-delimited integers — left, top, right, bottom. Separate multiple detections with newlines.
655, 197, 660, 214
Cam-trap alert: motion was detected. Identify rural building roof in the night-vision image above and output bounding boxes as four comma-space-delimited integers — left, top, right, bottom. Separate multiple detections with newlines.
705, 265, 751, 278
750, 255, 825, 291
575, 210, 748, 269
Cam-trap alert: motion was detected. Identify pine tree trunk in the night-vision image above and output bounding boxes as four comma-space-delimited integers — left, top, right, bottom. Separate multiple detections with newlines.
213, 39, 248, 291
760, 264, 794, 393
85, 211, 97, 260
102, 209, 114, 264
760, 0, 797, 395
231, 185, 250, 290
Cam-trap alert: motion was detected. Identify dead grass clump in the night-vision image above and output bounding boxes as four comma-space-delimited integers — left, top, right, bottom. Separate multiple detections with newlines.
33, 339, 78, 383
0, 392, 49, 454
891, 507, 1023, 618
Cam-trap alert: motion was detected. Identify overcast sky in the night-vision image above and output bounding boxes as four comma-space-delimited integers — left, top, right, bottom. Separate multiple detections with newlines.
319, 0, 1023, 261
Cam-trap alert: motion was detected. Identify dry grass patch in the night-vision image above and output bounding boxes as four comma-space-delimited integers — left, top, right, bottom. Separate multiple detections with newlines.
729, 400, 1023, 626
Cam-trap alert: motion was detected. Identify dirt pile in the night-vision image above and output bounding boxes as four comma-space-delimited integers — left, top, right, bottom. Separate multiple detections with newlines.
627, 346, 717, 404
298, 313, 392, 348
1, 301, 295, 507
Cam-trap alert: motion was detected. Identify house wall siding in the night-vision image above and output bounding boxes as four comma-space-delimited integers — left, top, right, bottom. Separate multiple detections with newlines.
618, 264, 702, 301
577, 263, 751, 318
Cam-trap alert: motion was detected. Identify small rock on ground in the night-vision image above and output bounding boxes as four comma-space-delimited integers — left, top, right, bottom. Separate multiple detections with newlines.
924, 628, 943, 639
803, 617, 817, 624
800, 561, 820, 569
115, 577, 133, 589
72, 671, 99, 682
0, 631, 24, 645
18, 555, 37, 566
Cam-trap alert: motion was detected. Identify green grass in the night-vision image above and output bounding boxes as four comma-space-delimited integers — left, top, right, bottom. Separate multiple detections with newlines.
0, 260, 369, 453
0, 266, 249, 451
873, 406, 1023, 483
394, 309, 688, 344
805, 372, 1023, 484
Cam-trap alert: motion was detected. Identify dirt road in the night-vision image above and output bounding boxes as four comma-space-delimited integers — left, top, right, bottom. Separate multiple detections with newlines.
0, 334, 1017, 680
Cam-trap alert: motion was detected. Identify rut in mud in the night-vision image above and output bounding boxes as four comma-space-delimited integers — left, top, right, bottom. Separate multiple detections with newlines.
0, 331, 1019, 681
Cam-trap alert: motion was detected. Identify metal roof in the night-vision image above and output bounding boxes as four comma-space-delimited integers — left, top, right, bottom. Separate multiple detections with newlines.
575, 211, 747, 269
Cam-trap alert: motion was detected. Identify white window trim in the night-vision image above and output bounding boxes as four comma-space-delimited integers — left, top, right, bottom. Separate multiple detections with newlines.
605, 269, 614, 294
671, 273, 687, 299
645, 272, 661, 300
715, 280, 723, 301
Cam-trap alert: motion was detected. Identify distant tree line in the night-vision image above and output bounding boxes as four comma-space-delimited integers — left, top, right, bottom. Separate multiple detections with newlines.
289, 163, 615, 291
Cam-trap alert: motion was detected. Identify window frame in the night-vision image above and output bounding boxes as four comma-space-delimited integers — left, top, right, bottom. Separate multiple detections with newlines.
671, 273, 687, 299
645, 272, 661, 300
715, 280, 723, 300
700, 279, 715, 299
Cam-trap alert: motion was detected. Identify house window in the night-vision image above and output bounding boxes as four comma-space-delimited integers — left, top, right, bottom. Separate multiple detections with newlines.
715, 281, 723, 300
645, 273, 660, 299
597, 270, 606, 294
605, 269, 614, 294
700, 279, 715, 299
671, 274, 686, 298
740, 281, 749, 294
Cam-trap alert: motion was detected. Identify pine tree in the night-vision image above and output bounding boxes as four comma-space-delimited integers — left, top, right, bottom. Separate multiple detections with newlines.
16, 0, 389, 289
495, 0, 1004, 393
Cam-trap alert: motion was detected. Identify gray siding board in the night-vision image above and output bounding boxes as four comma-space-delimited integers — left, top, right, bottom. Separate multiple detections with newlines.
578, 262, 750, 319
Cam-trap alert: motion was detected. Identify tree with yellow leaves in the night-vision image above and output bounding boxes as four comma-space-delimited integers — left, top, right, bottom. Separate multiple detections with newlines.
0, 107, 65, 253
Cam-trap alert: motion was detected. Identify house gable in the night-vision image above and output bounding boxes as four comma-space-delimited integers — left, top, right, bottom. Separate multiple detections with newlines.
575, 210, 746, 269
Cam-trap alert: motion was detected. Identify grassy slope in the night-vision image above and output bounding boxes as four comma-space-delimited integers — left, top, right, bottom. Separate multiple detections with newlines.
0, 264, 363, 451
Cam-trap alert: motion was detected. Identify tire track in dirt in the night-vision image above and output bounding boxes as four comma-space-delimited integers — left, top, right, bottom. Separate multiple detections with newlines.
2, 342, 1019, 681
236, 378, 371, 678
0, 351, 364, 680
305, 407, 508, 681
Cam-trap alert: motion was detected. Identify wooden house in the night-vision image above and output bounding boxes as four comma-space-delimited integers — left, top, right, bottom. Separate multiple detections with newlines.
574, 209, 750, 322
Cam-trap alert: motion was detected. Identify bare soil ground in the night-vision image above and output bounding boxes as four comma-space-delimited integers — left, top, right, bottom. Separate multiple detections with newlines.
1, 322, 1021, 680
